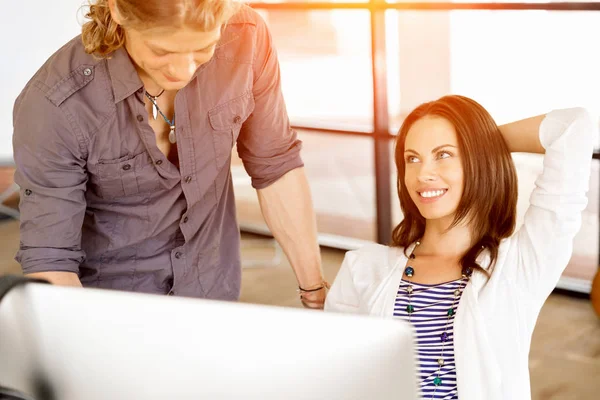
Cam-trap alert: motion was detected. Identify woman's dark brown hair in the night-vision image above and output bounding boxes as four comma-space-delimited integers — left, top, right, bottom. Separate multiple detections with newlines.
392, 95, 519, 274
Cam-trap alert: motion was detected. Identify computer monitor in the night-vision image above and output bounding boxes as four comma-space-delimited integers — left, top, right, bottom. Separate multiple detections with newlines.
0, 283, 418, 400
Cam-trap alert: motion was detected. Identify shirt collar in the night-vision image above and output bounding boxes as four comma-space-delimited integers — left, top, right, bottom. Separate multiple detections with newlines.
106, 47, 144, 103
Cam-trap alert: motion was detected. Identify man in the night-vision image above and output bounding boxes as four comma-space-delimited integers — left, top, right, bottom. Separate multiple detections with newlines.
12, 0, 327, 308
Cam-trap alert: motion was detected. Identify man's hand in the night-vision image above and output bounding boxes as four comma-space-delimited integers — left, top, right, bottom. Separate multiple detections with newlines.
299, 281, 329, 310
25, 271, 82, 287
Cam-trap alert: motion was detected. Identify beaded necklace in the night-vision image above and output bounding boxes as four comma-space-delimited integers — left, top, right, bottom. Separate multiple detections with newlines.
403, 240, 473, 396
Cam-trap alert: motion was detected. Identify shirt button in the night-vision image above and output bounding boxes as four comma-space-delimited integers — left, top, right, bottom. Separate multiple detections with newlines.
156, 160, 163, 165
137, 115, 144, 122
233, 115, 242, 124
122, 164, 131, 171
183, 217, 188, 223
184, 176, 192, 183
175, 252, 182, 259
24, 189, 32, 196
83, 67, 92, 76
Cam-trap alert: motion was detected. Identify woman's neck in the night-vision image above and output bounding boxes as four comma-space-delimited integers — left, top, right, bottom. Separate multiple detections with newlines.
418, 217, 473, 258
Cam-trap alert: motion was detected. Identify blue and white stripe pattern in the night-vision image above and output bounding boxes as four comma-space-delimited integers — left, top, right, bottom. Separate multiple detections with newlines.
393, 279, 464, 399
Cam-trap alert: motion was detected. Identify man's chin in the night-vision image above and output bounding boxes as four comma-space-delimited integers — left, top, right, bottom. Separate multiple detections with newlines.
159, 80, 189, 91
150, 74, 189, 91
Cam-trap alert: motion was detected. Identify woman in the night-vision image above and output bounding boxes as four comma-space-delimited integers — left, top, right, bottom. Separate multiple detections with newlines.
325, 95, 594, 399
12, 0, 327, 307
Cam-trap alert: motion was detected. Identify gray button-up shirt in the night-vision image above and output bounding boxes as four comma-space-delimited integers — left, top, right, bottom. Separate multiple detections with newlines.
12, 7, 303, 300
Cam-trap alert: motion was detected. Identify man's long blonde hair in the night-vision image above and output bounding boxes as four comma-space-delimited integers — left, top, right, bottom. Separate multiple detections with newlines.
81, 0, 241, 57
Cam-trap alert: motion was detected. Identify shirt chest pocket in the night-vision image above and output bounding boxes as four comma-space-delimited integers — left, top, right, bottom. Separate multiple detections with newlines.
91, 152, 161, 200
208, 91, 255, 168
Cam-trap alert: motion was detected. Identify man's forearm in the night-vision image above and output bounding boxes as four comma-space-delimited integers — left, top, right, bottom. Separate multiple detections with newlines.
25, 271, 82, 287
257, 167, 323, 287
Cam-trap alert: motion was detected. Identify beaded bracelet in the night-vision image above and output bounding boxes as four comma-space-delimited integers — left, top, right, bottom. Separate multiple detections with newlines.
298, 281, 330, 309
298, 281, 330, 294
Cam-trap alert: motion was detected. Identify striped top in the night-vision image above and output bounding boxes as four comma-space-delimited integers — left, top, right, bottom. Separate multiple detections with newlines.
393, 278, 465, 400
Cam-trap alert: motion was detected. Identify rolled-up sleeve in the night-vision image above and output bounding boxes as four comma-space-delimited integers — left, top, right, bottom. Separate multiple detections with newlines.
12, 83, 88, 275
236, 14, 303, 190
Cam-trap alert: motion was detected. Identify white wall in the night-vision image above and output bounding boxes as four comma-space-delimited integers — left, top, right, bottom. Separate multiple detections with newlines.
2, 1, 86, 162
449, 11, 600, 129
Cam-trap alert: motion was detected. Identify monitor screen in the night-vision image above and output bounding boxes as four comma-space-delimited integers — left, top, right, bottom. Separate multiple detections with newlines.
0, 283, 418, 400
